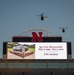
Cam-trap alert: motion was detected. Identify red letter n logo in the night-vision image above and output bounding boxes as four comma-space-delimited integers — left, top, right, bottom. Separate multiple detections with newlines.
31, 32, 43, 42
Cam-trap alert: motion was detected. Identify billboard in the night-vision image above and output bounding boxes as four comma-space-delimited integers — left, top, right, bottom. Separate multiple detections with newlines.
7, 42, 67, 59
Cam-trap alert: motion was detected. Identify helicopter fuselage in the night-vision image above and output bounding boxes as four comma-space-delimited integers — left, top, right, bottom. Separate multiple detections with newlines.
62, 29, 65, 32
41, 15, 44, 20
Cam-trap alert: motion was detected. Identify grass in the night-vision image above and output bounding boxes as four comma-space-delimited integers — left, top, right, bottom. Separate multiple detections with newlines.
7, 48, 13, 52
28, 47, 35, 52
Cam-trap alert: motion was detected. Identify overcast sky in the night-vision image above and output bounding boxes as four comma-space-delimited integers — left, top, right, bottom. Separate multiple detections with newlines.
0, 0, 74, 58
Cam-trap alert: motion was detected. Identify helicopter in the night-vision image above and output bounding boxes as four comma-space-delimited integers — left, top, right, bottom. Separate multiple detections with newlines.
37, 13, 48, 21
59, 27, 68, 33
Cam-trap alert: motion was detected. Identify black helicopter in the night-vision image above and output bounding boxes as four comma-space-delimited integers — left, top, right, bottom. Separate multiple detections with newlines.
59, 27, 68, 33
37, 13, 48, 21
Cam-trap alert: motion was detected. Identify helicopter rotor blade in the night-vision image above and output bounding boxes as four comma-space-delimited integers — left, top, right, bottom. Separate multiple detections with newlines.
42, 12, 44, 14
44, 16, 48, 18
36, 14, 41, 16
59, 27, 63, 29
64, 27, 68, 30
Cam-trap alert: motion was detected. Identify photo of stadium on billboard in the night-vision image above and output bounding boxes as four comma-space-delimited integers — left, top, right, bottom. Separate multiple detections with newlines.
7, 42, 35, 59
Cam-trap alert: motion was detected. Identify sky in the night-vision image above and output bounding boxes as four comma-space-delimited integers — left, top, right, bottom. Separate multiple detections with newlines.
0, 0, 74, 58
